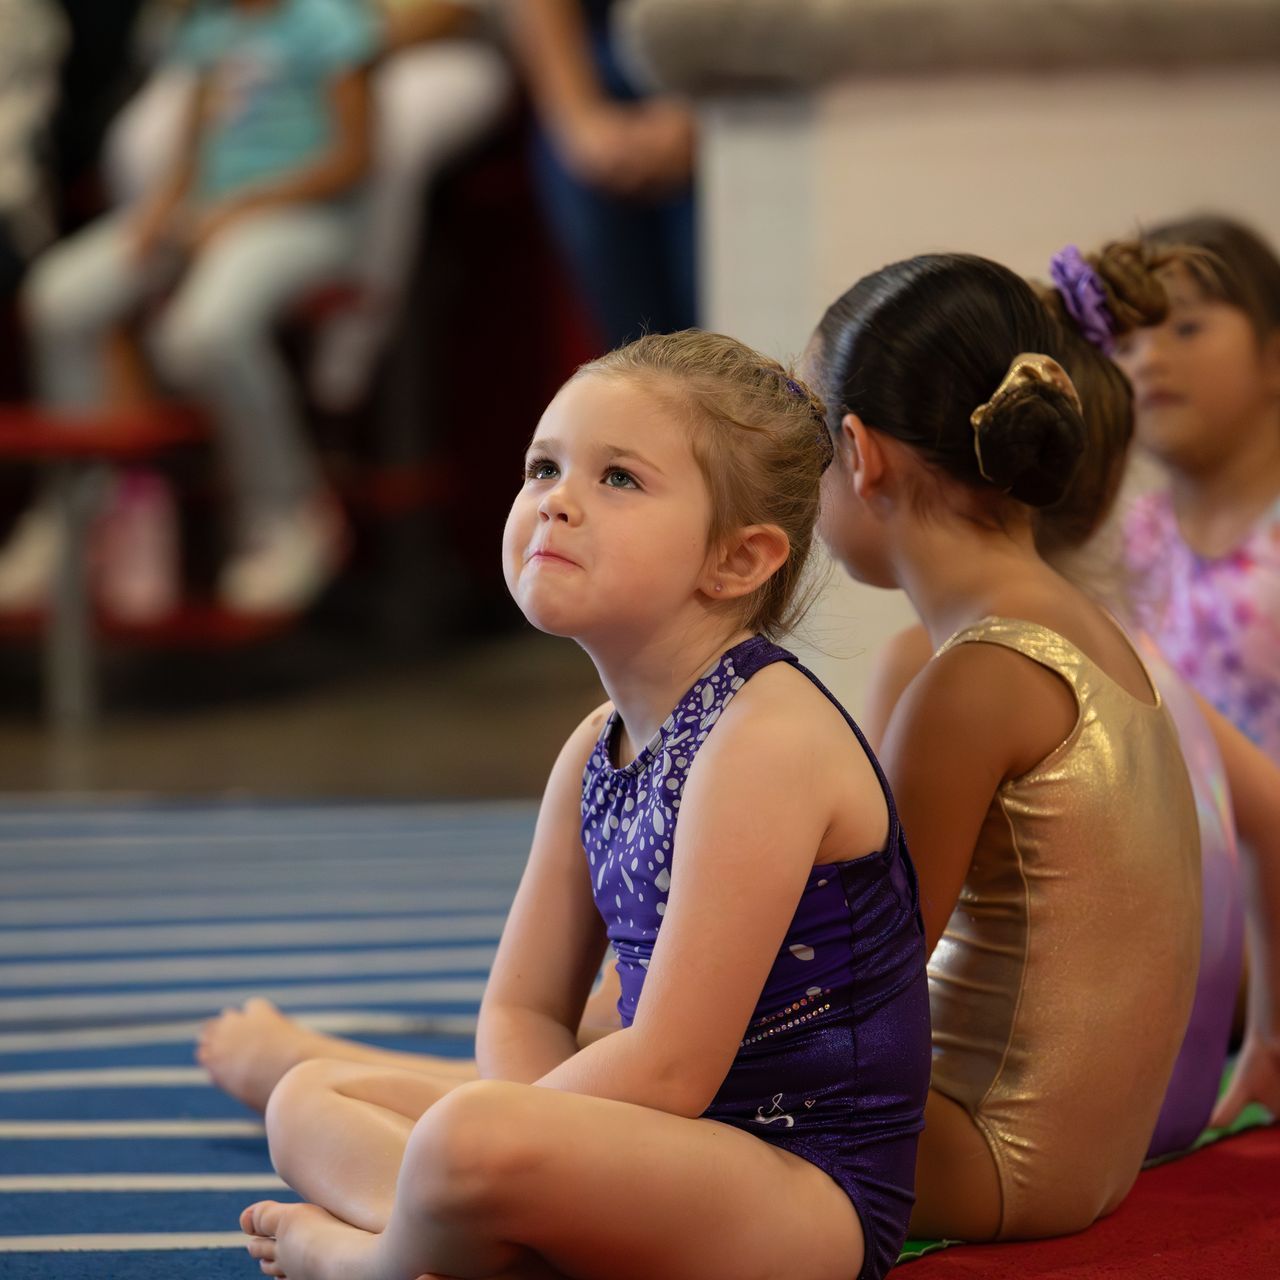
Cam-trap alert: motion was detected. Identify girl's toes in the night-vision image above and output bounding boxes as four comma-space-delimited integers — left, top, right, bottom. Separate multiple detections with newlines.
241, 1199, 283, 1237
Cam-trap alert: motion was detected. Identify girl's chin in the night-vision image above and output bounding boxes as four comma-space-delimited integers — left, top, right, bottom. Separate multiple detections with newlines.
515, 598, 592, 640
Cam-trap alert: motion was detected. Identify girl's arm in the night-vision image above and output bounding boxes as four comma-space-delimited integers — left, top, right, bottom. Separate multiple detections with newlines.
1197, 696, 1280, 1125
880, 643, 1076, 954
505, 0, 604, 141
475, 707, 613, 1084
381, 1, 480, 54
191, 67, 372, 246
534, 670, 886, 1118
505, 0, 693, 196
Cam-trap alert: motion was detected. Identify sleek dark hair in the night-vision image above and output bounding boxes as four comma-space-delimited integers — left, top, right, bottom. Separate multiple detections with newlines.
1145, 213, 1280, 338
812, 254, 1087, 509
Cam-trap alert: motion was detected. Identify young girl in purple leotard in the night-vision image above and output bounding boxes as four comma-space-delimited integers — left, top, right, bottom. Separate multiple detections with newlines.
239, 330, 931, 1280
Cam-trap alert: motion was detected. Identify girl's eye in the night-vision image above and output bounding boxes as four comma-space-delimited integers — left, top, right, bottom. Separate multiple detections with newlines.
604, 468, 639, 489
525, 458, 558, 481
1173, 321, 1202, 340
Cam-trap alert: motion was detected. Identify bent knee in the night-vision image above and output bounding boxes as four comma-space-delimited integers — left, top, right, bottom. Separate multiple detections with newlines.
403, 1079, 545, 1217
152, 309, 258, 387
264, 1059, 347, 1144
22, 248, 106, 340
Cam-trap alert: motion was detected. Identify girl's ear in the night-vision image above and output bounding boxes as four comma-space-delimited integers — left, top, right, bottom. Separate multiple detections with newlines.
843, 413, 887, 500
702, 524, 790, 604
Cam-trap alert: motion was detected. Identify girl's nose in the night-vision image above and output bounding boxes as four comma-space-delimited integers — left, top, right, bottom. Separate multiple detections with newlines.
538, 482, 580, 524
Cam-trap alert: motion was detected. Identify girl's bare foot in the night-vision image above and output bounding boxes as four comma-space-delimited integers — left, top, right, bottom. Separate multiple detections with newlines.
242, 1200, 379, 1280
198, 999, 324, 1111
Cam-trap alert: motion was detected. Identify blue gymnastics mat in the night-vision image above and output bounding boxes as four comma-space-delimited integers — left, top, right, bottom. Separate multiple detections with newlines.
0, 800, 531, 1278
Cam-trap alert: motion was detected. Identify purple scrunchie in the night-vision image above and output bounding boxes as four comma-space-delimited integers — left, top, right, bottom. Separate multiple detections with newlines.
1049, 245, 1115, 355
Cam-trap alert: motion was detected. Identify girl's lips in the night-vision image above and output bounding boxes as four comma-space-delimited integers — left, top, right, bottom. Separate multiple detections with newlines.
1138, 390, 1186, 410
529, 549, 579, 567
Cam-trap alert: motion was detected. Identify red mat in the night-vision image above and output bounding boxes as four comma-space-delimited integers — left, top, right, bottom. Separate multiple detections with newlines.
898, 1124, 1280, 1277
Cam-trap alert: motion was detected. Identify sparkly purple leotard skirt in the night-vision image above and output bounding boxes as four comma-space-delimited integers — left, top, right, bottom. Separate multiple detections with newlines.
581, 636, 931, 1279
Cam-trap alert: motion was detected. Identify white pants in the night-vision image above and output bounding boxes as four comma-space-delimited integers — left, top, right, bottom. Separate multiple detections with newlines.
24, 207, 358, 529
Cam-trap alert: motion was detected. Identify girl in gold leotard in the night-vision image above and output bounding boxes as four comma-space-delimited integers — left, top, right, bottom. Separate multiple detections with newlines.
807, 254, 1202, 1241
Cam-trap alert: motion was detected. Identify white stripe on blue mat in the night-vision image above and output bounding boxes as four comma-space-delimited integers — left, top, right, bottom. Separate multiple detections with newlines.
2, 944, 499, 989
0, 1174, 285, 1191
0, 887, 516, 925
0, 799, 535, 836
0, 801, 516, 1278
0, 976, 488, 1023
0, 1233, 248, 1252
0, 1068, 208, 1090
0, 855, 522, 893
0, 913, 509, 957
0, 1120, 264, 1138
0, 1009, 477, 1054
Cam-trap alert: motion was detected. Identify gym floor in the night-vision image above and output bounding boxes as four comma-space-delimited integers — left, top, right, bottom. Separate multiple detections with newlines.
0, 627, 604, 799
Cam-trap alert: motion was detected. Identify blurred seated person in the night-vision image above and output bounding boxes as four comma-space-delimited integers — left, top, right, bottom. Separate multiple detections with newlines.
0, 0, 66, 301
508, 0, 697, 349
0, 0, 379, 617
106, 0, 512, 413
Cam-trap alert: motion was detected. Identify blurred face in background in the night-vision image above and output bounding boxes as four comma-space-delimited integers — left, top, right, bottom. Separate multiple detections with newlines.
1114, 264, 1280, 476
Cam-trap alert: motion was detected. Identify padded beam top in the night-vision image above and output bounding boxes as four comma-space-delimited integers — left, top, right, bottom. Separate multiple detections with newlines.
617, 0, 1280, 94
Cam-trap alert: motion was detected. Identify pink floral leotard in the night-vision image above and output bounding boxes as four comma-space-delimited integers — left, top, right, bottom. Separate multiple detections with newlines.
1123, 490, 1280, 763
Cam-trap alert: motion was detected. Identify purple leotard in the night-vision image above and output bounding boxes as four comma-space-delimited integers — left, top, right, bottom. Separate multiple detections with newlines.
581, 636, 931, 1280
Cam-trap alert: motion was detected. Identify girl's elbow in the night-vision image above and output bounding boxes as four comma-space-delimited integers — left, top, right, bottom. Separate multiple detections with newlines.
639, 1050, 723, 1118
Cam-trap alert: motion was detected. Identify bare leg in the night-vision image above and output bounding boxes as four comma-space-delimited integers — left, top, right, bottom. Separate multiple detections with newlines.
909, 1088, 1002, 1240
197, 998, 478, 1111
198, 970, 625, 1112
265, 1059, 467, 1232
244, 1078, 866, 1280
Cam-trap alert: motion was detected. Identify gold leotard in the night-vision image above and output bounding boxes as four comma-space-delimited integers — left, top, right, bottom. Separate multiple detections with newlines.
928, 618, 1202, 1238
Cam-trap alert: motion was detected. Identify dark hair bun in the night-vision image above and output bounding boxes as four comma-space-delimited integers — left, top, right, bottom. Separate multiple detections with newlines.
976, 382, 1087, 507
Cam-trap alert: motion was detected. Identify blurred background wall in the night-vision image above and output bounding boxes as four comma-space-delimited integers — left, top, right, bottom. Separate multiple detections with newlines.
1, 0, 1278, 794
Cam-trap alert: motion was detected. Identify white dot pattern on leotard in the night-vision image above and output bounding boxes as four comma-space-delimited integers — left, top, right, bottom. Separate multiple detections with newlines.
580, 652, 751, 1017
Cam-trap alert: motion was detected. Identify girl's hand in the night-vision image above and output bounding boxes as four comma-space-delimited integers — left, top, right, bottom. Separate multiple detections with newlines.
558, 99, 694, 198
557, 101, 646, 192
1209, 1031, 1280, 1129
187, 197, 261, 252
626, 99, 696, 195
127, 196, 184, 264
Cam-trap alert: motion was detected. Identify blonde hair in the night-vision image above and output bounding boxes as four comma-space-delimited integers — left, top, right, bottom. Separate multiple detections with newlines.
579, 330, 831, 638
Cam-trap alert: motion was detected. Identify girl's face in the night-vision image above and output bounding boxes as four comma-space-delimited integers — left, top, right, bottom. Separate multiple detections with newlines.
1114, 265, 1280, 475
817, 438, 898, 590
503, 374, 715, 642
801, 339, 899, 589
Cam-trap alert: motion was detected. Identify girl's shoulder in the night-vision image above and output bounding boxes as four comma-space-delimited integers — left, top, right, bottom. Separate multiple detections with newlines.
686, 656, 891, 859
900, 625, 1081, 780
700, 657, 883, 798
